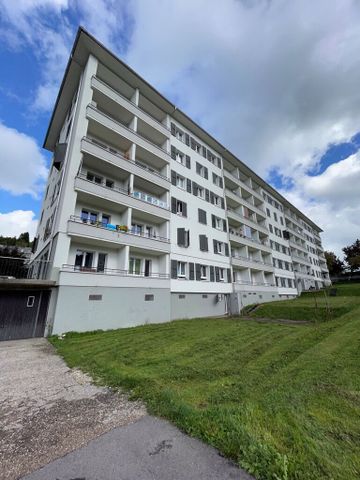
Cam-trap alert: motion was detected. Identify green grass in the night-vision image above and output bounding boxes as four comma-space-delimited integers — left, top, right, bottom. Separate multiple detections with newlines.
51, 282, 360, 480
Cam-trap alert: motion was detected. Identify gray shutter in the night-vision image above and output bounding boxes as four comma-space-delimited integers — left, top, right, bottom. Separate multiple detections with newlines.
221, 198, 225, 209
213, 239, 218, 254
227, 268, 231, 283
189, 262, 195, 280
217, 158, 222, 168
195, 263, 201, 280
186, 155, 191, 169
204, 236, 208, 251
171, 197, 176, 213
212, 214, 216, 228
182, 201, 187, 217
171, 260, 178, 279
210, 266, 215, 282
202, 146, 206, 158
223, 219, 227, 232
199, 235, 207, 251
210, 192, 215, 204
205, 189, 210, 202
198, 209, 207, 224
177, 228, 185, 246
192, 182, 198, 196
186, 230, 190, 246
171, 170, 176, 186
186, 178, 192, 193
171, 123, 176, 135
185, 133, 190, 146
219, 177, 223, 189
204, 167, 208, 180
171, 145, 176, 159
191, 138, 196, 150
212, 172, 216, 184
196, 162, 201, 174
225, 243, 229, 256
215, 267, 220, 282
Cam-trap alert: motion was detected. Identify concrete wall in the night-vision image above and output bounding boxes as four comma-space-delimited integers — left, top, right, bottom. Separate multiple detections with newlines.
228, 290, 297, 315
51, 286, 170, 334
170, 292, 227, 320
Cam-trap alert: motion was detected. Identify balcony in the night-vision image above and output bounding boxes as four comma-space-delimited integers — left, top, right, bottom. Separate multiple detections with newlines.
227, 208, 268, 235
291, 253, 311, 266
229, 230, 272, 253
223, 169, 264, 201
74, 175, 170, 221
86, 104, 170, 164
233, 280, 277, 292
91, 76, 170, 138
225, 189, 266, 217
67, 216, 170, 253
81, 137, 170, 190
231, 254, 274, 272
289, 240, 308, 254
285, 222, 306, 240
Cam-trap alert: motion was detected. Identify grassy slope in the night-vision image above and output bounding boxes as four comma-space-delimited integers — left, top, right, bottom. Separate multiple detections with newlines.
51, 283, 360, 480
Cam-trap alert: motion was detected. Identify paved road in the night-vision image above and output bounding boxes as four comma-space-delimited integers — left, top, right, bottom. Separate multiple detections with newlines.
23, 415, 253, 480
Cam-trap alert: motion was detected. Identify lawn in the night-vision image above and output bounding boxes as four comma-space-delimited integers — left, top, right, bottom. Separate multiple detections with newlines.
51, 283, 360, 480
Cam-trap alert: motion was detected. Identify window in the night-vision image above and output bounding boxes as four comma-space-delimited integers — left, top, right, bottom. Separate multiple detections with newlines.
101, 214, 110, 227
278, 260, 283, 269
176, 174, 185, 189
269, 224, 273, 233
177, 261, 186, 278
129, 257, 141, 275
131, 223, 143, 235
273, 212, 278, 222
280, 217, 284, 226
86, 171, 103, 184
176, 129, 184, 141
281, 278, 286, 287
75, 250, 94, 270
27, 296, 35, 308
199, 235, 208, 251
266, 208, 270, 217
97, 253, 107, 272
198, 208, 207, 225
81, 210, 98, 224
213, 194, 221, 206
243, 225, 252, 238
215, 217, 222, 229
176, 200, 185, 216
106, 179, 114, 189
197, 186, 205, 199
219, 268, 225, 282
177, 228, 190, 247
196, 162, 208, 178
145, 294, 154, 301
200, 265, 207, 279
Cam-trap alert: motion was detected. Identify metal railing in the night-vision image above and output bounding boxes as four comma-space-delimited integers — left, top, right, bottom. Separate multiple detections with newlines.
0, 256, 50, 280
76, 173, 170, 211
227, 207, 268, 232
82, 136, 170, 182
225, 189, 266, 214
234, 280, 276, 287
87, 104, 170, 156
61, 264, 170, 279
69, 215, 170, 243
229, 229, 270, 248
231, 253, 273, 267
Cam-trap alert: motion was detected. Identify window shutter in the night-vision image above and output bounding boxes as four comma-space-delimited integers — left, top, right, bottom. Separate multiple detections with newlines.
195, 263, 201, 280
204, 236, 208, 251
199, 235, 208, 251
177, 228, 185, 246
212, 214, 216, 228
210, 192, 215, 204
219, 178, 223, 189
225, 243, 229, 256
171, 123, 176, 136
189, 262, 195, 280
204, 167, 208, 180
186, 230, 190, 246
217, 158, 222, 169
191, 138, 196, 150
171, 145, 176, 160
215, 267, 220, 282
213, 239, 218, 254
186, 178, 192, 193
171, 170, 176, 186
198, 209, 207, 224
207, 149, 211, 160
221, 198, 225, 209
186, 155, 191, 169
205, 189, 210, 202
202, 146, 207, 158
227, 268, 231, 283
185, 133, 190, 146
196, 162, 201, 174
223, 219, 227, 232
182, 202, 187, 217
171, 260, 178, 279
212, 172, 216, 184
171, 197, 176, 213
210, 266, 215, 282
192, 182, 198, 196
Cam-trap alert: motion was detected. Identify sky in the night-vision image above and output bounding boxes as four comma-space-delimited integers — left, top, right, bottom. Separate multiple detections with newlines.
0, 0, 359, 257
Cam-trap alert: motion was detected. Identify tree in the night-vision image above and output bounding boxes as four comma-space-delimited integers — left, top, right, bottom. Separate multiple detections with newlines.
343, 239, 360, 272
324, 251, 344, 276
17, 232, 30, 247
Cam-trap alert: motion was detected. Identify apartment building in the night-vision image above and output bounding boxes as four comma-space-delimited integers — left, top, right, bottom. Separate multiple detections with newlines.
31, 28, 330, 335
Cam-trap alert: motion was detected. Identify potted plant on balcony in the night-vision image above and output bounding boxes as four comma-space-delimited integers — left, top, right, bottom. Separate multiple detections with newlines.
116, 224, 128, 233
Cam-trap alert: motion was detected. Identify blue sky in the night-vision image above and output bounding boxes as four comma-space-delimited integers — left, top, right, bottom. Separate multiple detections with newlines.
0, 0, 359, 256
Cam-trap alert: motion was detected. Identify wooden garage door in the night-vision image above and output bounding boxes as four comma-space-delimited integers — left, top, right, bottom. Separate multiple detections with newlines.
0, 290, 50, 341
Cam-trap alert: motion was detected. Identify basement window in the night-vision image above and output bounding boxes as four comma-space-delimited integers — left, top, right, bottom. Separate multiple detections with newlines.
27, 296, 35, 308
179, 294, 186, 299
145, 294, 154, 301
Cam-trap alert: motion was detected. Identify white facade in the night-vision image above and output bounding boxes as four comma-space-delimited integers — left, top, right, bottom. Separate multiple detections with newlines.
31, 28, 330, 334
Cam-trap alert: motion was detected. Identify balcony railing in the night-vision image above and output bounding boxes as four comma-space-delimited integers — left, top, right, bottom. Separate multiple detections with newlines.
229, 229, 270, 248
83, 137, 169, 181
227, 208, 268, 233
76, 173, 170, 211
61, 264, 170, 279
87, 104, 169, 156
231, 253, 273, 267
223, 169, 263, 200
92, 76, 170, 132
70, 216, 170, 243
225, 189, 266, 214
0, 256, 50, 280
234, 280, 276, 287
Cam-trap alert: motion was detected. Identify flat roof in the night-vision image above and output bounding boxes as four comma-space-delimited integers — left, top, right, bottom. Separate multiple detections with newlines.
44, 26, 323, 233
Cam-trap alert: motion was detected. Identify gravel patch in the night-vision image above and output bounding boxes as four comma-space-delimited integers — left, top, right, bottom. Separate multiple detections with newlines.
0, 338, 146, 480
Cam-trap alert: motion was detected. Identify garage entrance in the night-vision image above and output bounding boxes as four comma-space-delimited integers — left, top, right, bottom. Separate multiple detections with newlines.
0, 280, 54, 341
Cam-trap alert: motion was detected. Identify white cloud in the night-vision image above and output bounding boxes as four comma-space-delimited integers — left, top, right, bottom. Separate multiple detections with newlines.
0, 122, 48, 197
0, 210, 38, 239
